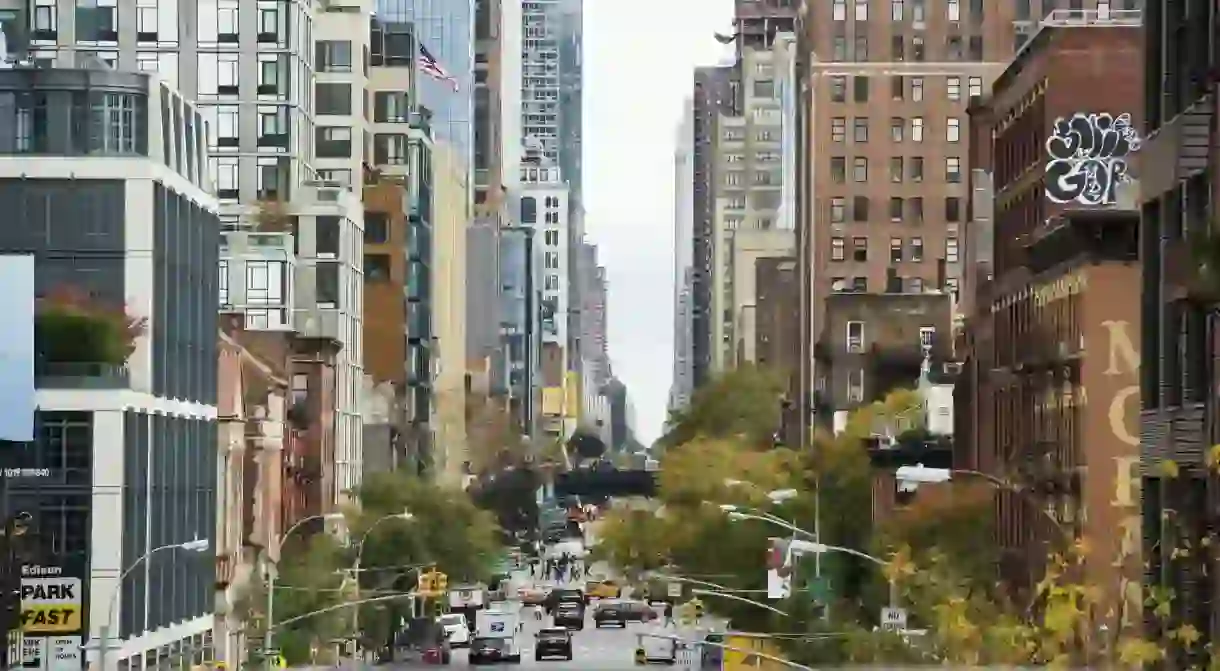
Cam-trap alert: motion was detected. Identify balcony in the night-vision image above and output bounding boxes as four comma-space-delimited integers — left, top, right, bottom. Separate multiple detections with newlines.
35, 362, 130, 389
295, 308, 342, 341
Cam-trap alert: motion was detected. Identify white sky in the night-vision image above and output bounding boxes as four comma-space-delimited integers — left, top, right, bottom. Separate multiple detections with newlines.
582, 0, 734, 444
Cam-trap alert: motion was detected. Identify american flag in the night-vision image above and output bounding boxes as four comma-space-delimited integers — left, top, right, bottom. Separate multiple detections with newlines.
418, 43, 459, 92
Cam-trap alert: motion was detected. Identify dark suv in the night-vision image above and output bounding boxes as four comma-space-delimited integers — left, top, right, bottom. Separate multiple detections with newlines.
546, 588, 587, 612
592, 602, 628, 628
534, 628, 573, 661
553, 602, 585, 630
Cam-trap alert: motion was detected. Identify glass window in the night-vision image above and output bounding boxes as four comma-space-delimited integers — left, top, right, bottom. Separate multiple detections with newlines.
947, 118, 960, 142
831, 237, 845, 261
911, 77, 924, 101
889, 197, 903, 222
855, 0, 868, 20
890, 237, 903, 263
830, 157, 845, 183
831, 197, 845, 222
853, 196, 869, 222
853, 157, 867, 182
215, 105, 238, 146
364, 254, 391, 282
946, 238, 959, 262
364, 212, 389, 243
853, 117, 868, 142
315, 126, 352, 158
215, 156, 238, 199
968, 76, 983, 97
910, 157, 924, 181
890, 157, 903, 182
75, 0, 117, 42
316, 83, 352, 116
316, 216, 341, 257
910, 237, 924, 261
315, 262, 339, 306
830, 76, 847, 102
910, 117, 923, 142
831, 117, 846, 142
372, 133, 407, 165
947, 77, 961, 101
852, 237, 868, 262
316, 40, 353, 73
853, 76, 869, 101
520, 197, 537, 224
945, 197, 961, 221
833, 0, 845, 20
891, 0, 903, 19
946, 156, 961, 182
890, 117, 903, 141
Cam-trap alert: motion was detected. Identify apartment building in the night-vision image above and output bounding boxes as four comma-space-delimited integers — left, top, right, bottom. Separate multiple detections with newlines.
729, 228, 795, 366
1138, 0, 1220, 657
0, 69, 219, 669
956, 11, 1142, 607
671, 105, 696, 411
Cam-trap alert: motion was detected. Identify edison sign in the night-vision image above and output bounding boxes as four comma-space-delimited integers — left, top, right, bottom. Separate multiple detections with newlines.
20, 577, 82, 634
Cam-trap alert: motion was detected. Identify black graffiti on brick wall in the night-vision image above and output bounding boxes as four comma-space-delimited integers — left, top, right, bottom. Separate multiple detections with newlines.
1044, 112, 1141, 205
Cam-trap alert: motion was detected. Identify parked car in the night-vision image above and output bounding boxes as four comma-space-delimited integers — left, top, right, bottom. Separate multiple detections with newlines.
534, 628, 573, 661
592, 602, 628, 628
585, 579, 621, 600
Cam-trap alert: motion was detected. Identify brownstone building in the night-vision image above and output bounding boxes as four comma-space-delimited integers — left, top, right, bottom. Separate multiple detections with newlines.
813, 292, 951, 424
959, 14, 1142, 603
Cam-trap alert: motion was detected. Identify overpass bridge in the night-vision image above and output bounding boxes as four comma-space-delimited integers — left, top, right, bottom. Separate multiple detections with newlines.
552, 468, 659, 498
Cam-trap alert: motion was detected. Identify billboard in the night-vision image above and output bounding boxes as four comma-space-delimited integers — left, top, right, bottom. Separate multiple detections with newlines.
0, 254, 34, 442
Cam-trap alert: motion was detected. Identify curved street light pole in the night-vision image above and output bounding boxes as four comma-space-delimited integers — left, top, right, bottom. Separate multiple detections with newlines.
351, 512, 415, 657
266, 513, 344, 666
895, 466, 1070, 536
690, 589, 790, 617
97, 539, 210, 671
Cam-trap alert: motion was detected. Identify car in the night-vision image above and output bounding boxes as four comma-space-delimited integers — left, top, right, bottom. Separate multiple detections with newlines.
553, 603, 585, 630
533, 628, 573, 661
592, 602, 628, 628
546, 587, 587, 612
437, 613, 470, 647
468, 636, 521, 665
519, 586, 550, 606
585, 579, 621, 600
621, 601, 658, 623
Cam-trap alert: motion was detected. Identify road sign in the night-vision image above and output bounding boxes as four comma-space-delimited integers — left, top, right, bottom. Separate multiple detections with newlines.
46, 635, 81, 671
666, 582, 682, 598
20, 574, 82, 634
880, 606, 908, 631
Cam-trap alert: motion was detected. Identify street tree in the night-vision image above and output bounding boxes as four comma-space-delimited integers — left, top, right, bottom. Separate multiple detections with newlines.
660, 365, 788, 449
265, 534, 352, 665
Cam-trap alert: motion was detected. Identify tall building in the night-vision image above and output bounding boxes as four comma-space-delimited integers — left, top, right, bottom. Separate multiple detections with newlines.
431, 141, 470, 485
670, 105, 695, 412
793, 0, 1020, 437
1138, 0, 1219, 657
690, 66, 737, 389
0, 69, 220, 668
576, 242, 610, 390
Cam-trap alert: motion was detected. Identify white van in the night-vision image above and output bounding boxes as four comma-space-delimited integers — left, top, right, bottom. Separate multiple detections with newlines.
636, 633, 677, 665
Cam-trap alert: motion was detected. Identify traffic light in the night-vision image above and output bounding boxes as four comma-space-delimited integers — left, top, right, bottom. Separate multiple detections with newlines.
417, 572, 433, 593
432, 599, 444, 618
434, 572, 448, 593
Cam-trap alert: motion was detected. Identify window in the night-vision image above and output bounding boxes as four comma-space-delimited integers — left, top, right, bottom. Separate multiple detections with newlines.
891, 35, 905, 60
854, 36, 869, 61
911, 77, 924, 101
315, 262, 339, 306
948, 36, 963, 60
215, 156, 238, 199
544, 252, 559, 269
946, 157, 961, 182
910, 117, 924, 142
855, 0, 868, 20
847, 371, 864, 401
215, 105, 239, 146
946, 77, 961, 100
910, 156, 924, 181
830, 76, 847, 102
853, 157, 868, 182
968, 76, 983, 97
544, 230, 560, 246
853, 117, 868, 142
890, 237, 903, 263
852, 236, 868, 262
215, 53, 239, 95
853, 76, 869, 101
912, 36, 925, 61
947, 0, 960, 19
919, 326, 936, 350
364, 212, 388, 243
831, 157, 846, 183
968, 36, 983, 60
136, 0, 161, 42
756, 130, 774, 142
910, 237, 924, 261
947, 118, 960, 142
851, 277, 868, 292
847, 321, 866, 352
945, 277, 960, 296
545, 274, 560, 291
833, 0, 846, 19
890, 117, 903, 142
831, 237, 846, 261
725, 171, 743, 186
890, 157, 903, 183
910, 197, 924, 222
33, 0, 58, 38
908, 277, 924, 293
833, 36, 847, 60
853, 196, 869, 222
889, 197, 904, 222
520, 196, 537, 223
374, 91, 411, 122
315, 83, 352, 116
946, 238, 959, 262
753, 79, 775, 98
945, 197, 961, 221
315, 126, 351, 158
831, 197, 846, 222
725, 153, 743, 163
831, 117, 846, 142
258, 55, 282, 94
372, 133, 407, 165
912, 0, 925, 21
76, 0, 118, 42
890, 76, 904, 100
316, 216, 341, 257
258, 0, 280, 41
892, 0, 903, 19
364, 254, 391, 282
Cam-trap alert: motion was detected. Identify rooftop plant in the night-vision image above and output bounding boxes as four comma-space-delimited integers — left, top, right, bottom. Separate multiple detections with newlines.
35, 285, 146, 365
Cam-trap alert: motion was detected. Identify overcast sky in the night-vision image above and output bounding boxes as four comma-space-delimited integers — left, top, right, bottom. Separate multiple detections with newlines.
581, 0, 734, 445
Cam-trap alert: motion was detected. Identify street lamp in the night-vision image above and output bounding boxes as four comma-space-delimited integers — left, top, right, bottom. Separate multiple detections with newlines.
895, 465, 1069, 534
96, 539, 210, 671
352, 511, 415, 656
266, 512, 345, 665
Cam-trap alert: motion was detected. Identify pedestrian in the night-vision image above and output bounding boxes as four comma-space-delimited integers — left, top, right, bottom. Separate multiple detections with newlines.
663, 602, 675, 628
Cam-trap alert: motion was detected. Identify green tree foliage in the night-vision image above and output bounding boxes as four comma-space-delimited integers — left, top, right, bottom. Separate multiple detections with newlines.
660, 365, 788, 449
351, 470, 502, 648
36, 285, 147, 364
268, 534, 352, 665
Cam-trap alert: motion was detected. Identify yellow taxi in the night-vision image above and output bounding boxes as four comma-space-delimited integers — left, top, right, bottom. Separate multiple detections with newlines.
584, 579, 622, 600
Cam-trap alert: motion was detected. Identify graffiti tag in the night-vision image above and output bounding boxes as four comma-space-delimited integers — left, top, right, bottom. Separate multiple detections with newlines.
1044, 112, 1140, 206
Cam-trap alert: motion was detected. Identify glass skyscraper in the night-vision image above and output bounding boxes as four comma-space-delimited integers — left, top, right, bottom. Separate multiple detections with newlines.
377, 0, 475, 169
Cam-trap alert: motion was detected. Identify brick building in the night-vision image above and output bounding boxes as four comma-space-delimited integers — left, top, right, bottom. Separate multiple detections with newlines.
1138, 0, 1220, 658
957, 11, 1142, 605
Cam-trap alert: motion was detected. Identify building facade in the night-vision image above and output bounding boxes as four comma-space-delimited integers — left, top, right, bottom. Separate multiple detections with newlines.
431, 141, 470, 485
671, 104, 696, 412
1138, 0, 1220, 657
0, 69, 219, 669
958, 11, 1143, 607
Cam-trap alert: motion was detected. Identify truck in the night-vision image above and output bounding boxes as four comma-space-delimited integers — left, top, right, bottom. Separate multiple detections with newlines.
449, 584, 487, 632
472, 607, 522, 663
